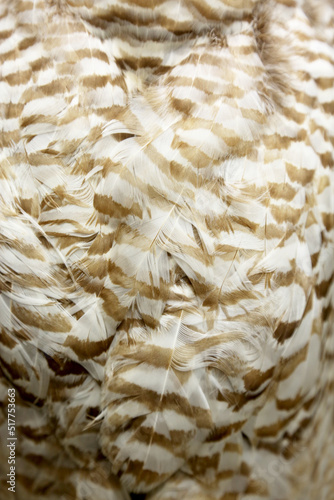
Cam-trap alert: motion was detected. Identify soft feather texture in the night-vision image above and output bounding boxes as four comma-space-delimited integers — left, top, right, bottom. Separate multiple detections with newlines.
0, 0, 334, 499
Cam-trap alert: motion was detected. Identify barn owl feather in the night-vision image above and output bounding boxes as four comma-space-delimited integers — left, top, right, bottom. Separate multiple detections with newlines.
0, 0, 334, 499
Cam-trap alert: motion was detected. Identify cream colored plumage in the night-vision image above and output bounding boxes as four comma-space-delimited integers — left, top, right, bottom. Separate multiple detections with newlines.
0, 0, 334, 499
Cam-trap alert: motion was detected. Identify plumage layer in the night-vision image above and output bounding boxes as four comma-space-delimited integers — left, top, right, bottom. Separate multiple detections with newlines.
0, 0, 333, 499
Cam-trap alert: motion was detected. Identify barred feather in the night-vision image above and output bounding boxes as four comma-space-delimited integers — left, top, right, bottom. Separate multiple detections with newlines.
0, 0, 334, 499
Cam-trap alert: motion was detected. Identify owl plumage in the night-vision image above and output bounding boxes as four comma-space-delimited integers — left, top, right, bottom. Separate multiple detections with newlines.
0, 1, 334, 499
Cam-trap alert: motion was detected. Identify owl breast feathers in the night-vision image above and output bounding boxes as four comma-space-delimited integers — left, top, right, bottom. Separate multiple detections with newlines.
0, 1, 334, 499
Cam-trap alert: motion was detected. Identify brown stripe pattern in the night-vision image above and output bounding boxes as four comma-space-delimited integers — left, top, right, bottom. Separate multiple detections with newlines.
0, 0, 333, 499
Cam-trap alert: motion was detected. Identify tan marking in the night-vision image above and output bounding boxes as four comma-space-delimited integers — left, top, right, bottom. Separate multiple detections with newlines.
315, 276, 333, 299
18, 36, 37, 51
207, 420, 247, 442
0, 357, 30, 380
94, 194, 143, 219
244, 366, 275, 392
322, 101, 334, 115
256, 411, 299, 438
100, 288, 129, 322
241, 107, 266, 124
5, 69, 32, 85
319, 152, 333, 168
276, 393, 303, 410
315, 77, 334, 90
30, 57, 49, 72
286, 162, 314, 186
107, 380, 212, 428
0, 329, 17, 349
279, 343, 309, 380
134, 425, 193, 453
270, 204, 303, 225
63, 335, 113, 360
268, 182, 296, 201
12, 304, 72, 333
245, 478, 269, 496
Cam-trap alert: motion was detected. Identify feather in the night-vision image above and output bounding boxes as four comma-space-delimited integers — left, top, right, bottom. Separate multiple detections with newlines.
100, 310, 213, 492
1, 1, 334, 499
